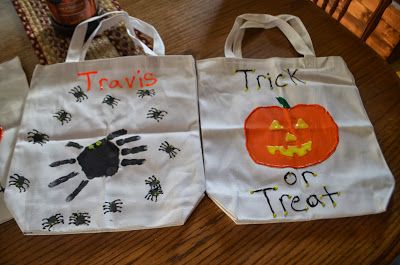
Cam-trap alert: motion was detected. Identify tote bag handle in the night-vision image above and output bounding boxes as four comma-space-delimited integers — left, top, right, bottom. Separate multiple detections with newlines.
225, 14, 315, 59
66, 11, 165, 63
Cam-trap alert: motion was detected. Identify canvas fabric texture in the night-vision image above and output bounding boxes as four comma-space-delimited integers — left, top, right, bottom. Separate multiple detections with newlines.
4, 12, 204, 234
0, 57, 29, 224
197, 14, 395, 224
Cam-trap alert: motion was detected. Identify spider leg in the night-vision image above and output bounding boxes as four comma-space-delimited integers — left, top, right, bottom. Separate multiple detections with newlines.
121, 145, 147, 155
49, 158, 76, 167
121, 159, 146, 166
66, 180, 89, 202
66, 142, 83, 149
48, 172, 79, 187
116, 136, 140, 146
107, 129, 127, 140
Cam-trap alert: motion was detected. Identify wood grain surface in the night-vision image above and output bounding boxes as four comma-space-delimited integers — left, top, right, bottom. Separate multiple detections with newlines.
1, 0, 399, 264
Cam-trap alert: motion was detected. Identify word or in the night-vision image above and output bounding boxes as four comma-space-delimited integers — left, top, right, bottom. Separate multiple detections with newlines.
250, 171, 340, 218
235, 68, 305, 91
78, 70, 157, 91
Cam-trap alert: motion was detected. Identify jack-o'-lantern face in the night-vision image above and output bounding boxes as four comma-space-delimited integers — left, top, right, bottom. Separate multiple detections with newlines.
244, 98, 339, 168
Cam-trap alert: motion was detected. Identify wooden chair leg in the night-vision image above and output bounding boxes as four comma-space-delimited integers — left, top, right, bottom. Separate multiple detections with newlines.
361, 0, 392, 41
338, 0, 353, 21
322, 0, 329, 10
329, 0, 341, 16
388, 42, 400, 64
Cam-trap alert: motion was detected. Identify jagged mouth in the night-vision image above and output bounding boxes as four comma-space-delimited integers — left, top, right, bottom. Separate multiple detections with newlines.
267, 141, 312, 157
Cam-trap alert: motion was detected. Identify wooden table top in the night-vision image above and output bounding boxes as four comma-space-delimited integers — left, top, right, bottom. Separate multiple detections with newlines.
1, 0, 399, 264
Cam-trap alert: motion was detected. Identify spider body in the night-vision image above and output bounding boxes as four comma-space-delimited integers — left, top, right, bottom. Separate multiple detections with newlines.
77, 139, 120, 179
49, 129, 147, 202
27, 129, 49, 145
8, 174, 30, 192
42, 213, 64, 231
69, 86, 88, 102
147, 107, 168, 122
159, 141, 181, 158
53, 110, 72, 125
145, 175, 163, 202
137, 89, 156, 98
103, 199, 123, 214
69, 212, 91, 226
102, 95, 120, 108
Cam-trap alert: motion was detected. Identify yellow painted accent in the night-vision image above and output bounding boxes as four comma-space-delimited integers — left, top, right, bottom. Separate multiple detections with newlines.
249, 190, 254, 195
95, 140, 102, 146
88, 144, 94, 150
267, 141, 312, 157
269, 120, 284, 130
333, 202, 337, 208
305, 183, 310, 188
284, 211, 288, 216
322, 202, 326, 207
273, 213, 277, 218
295, 118, 309, 129
285, 132, 297, 142
273, 186, 279, 191
313, 173, 318, 177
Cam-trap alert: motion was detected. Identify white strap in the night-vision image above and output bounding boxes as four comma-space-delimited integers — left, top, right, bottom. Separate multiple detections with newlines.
66, 11, 165, 63
225, 14, 315, 58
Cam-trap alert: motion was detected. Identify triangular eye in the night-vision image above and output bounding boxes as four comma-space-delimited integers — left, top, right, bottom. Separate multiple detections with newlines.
269, 120, 284, 130
295, 118, 309, 129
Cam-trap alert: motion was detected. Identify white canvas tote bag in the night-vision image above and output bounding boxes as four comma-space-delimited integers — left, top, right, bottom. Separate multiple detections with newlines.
4, 11, 204, 234
0, 57, 29, 224
197, 14, 395, 224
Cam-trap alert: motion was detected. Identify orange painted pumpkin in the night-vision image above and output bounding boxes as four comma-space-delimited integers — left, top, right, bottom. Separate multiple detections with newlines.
244, 97, 339, 168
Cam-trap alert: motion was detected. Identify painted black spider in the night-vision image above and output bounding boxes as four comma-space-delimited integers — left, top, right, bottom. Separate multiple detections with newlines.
159, 141, 181, 158
102, 95, 120, 108
145, 175, 163, 202
69, 212, 91, 226
146, 107, 168, 122
27, 129, 49, 145
103, 199, 123, 214
53, 109, 72, 125
69, 86, 88, 102
8, 174, 30, 192
0, 183, 4, 192
48, 129, 147, 202
42, 213, 64, 231
137, 89, 156, 98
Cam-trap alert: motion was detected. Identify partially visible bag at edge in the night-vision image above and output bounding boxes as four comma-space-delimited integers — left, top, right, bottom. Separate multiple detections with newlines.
197, 14, 395, 223
0, 57, 29, 224
5, 11, 204, 234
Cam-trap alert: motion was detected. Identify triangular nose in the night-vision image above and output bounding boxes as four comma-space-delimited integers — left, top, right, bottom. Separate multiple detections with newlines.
285, 132, 297, 142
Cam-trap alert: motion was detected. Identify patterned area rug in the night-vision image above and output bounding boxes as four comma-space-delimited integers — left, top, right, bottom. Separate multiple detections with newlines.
11, 0, 152, 64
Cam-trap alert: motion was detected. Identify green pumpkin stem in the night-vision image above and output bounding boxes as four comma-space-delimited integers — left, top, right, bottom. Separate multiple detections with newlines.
276, 97, 291, 108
